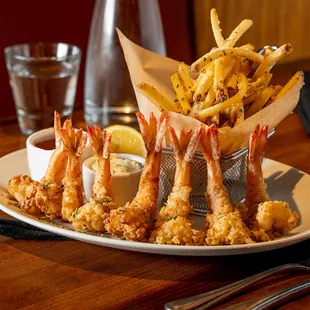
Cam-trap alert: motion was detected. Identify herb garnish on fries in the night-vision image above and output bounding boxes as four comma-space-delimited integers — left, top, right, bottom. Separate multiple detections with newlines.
137, 8, 300, 129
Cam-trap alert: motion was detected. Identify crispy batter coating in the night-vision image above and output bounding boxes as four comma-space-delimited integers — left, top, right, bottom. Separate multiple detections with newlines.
36, 181, 62, 219
151, 126, 205, 245
106, 112, 169, 241
72, 198, 116, 232
8, 175, 42, 215
60, 126, 86, 222
156, 186, 193, 226
107, 200, 155, 241
206, 210, 253, 245
72, 127, 117, 232
254, 201, 299, 236
151, 216, 205, 245
7, 175, 62, 219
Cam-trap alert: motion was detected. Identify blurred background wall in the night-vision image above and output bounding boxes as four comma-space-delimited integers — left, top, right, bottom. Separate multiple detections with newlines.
0, 0, 308, 121
193, 0, 310, 62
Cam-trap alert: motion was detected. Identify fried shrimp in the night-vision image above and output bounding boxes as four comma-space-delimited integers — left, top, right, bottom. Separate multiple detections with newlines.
245, 124, 270, 219
106, 112, 169, 241
60, 126, 87, 222
35, 112, 69, 218
245, 125, 299, 238
150, 126, 205, 245
8, 175, 41, 215
72, 126, 117, 232
8, 111, 68, 218
201, 124, 253, 245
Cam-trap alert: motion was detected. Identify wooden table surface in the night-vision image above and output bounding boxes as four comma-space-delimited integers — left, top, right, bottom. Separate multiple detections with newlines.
0, 110, 309, 310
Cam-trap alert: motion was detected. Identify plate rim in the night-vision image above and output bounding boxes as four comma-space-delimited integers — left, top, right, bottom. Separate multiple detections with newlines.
0, 148, 309, 256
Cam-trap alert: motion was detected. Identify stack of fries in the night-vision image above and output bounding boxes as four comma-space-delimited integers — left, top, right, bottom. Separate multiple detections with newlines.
137, 8, 301, 129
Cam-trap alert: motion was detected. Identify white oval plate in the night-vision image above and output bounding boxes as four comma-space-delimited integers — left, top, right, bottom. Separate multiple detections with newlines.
0, 149, 309, 256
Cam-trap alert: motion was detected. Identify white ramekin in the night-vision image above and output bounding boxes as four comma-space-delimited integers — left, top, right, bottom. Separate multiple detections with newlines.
82, 154, 145, 206
26, 127, 92, 181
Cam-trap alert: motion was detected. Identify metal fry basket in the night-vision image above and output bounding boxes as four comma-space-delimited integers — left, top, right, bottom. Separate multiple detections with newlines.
159, 129, 274, 216
159, 147, 248, 216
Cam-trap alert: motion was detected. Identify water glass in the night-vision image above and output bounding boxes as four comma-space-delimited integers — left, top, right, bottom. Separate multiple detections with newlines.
5, 43, 81, 135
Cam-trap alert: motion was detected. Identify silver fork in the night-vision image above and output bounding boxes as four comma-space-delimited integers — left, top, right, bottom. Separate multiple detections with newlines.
164, 259, 310, 310
222, 280, 310, 310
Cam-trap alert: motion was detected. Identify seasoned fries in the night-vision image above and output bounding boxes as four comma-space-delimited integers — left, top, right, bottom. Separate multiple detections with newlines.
210, 8, 225, 47
191, 48, 263, 77
274, 71, 302, 101
136, 8, 298, 129
171, 72, 192, 114
252, 44, 293, 80
137, 83, 181, 113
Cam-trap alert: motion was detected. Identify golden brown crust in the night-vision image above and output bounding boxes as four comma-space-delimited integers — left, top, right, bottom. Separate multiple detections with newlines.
150, 217, 205, 246
72, 198, 116, 232
8, 175, 42, 215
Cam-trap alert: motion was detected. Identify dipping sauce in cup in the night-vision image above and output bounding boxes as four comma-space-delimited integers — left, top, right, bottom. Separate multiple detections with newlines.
82, 153, 145, 206
92, 154, 143, 175
35, 139, 56, 150
26, 127, 92, 181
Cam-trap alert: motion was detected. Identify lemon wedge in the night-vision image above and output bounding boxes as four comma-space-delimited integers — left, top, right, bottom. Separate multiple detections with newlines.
105, 125, 147, 158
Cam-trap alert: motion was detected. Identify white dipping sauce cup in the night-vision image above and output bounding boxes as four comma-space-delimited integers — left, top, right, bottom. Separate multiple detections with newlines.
82, 154, 145, 206
26, 127, 92, 181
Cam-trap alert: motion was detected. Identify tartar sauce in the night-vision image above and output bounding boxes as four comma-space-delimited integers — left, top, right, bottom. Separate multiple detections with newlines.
92, 154, 143, 176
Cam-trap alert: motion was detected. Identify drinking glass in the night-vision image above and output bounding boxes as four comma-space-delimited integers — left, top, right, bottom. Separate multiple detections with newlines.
5, 42, 81, 135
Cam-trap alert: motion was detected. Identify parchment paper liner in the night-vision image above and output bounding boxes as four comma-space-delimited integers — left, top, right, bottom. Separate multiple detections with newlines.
117, 29, 304, 154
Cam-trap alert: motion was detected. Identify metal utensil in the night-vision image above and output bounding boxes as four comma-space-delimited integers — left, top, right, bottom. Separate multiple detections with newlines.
222, 279, 310, 310
164, 259, 310, 310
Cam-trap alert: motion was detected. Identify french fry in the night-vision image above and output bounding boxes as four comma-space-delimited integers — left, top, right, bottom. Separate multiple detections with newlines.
191, 48, 263, 77
171, 72, 192, 114
226, 73, 238, 89
211, 113, 220, 126
270, 85, 283, 102
246, 74, 268, 97
177, 62, 193, 90
193, 63, 214, 102
243, 90, 262, 105
252, 44, 293, 80
274, 71, 302, 101
210, 8, 225, 47
263, 72, 273, 87
224, 19, 253, 48
235, 102, 245, 126
138, 8, 297, 129
229, 58, 241, 77
240, 57, 251, 76
245, 86, 275, 118
189, 102, 203, 118
199, 73, 248, 119
263, 46, 276, 58
191, 72, 204, 92
214, 56, 236, 101
240, 44, 255, 51
203, 87, 216, 109
137, 83, 181, 113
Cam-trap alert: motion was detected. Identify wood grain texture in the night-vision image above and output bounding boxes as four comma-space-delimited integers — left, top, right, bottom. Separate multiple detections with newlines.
0, 74, 310, 309
193, 0, 310, 65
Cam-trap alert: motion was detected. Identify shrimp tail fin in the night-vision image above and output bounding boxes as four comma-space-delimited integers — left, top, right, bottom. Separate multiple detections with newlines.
136, 112, 169, 154
169, 125, 202, 163
246, 124, 270, 218
201, 124, 232, 214
200, 124, 221, 162
87, 125, 103, 158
